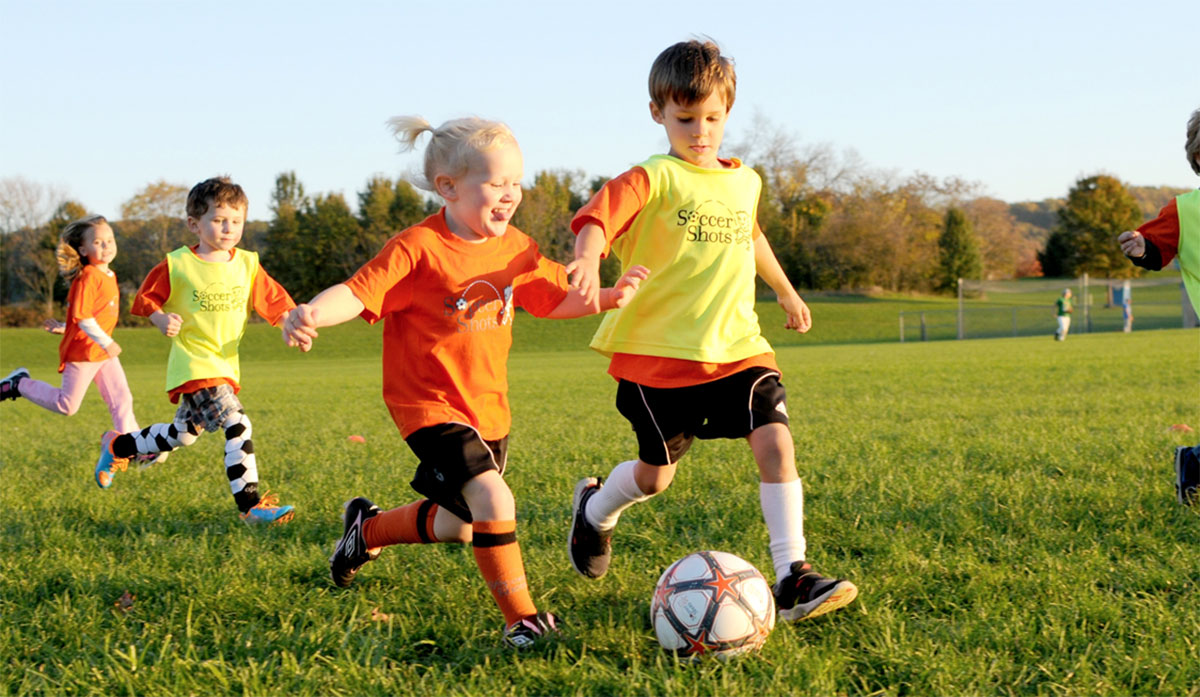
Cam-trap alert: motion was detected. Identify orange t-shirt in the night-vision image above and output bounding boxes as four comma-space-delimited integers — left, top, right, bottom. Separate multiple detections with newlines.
344, 210, 570, 440
1137, 198, 1181, 268
572, 165, 777, 388
58, 265, 121, 371
132, 246, 296, 402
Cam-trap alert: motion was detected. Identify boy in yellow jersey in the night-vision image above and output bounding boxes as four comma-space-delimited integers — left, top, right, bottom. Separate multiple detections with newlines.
91, 177, 296, 524
567, 40, 857, 623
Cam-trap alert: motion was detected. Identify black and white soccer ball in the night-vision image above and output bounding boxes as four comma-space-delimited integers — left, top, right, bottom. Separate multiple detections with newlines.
650, 550, 775, 659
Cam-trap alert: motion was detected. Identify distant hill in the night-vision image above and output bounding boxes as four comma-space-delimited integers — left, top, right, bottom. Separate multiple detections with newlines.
1127, 185, 1192, 220
1006, 185, 1190, 246
1008, 198, 1060, 247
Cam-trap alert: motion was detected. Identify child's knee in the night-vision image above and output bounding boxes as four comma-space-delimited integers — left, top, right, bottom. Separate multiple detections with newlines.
434, 508, 473, 543
634, 460, 675, 495
462, 472, 515, 520
749, 424, 797, 482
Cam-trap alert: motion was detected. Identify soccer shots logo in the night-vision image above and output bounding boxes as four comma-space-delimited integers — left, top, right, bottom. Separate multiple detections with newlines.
444, 280, 515, 333
191, 283, 248, 313
676, 200, 753, 248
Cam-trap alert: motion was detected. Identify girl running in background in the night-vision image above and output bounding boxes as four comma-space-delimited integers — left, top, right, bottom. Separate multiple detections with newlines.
1, 215, 164, 472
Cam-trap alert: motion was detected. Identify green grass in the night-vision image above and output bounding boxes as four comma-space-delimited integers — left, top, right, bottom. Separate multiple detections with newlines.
1, 306, 1199, 696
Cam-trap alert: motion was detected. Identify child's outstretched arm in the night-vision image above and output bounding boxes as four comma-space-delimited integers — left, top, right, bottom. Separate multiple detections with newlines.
545, 265, 649, 319
42, 318, 65, 335
282, 284, 366, 352
754, 234, 811, 333
567, 222, 608, 307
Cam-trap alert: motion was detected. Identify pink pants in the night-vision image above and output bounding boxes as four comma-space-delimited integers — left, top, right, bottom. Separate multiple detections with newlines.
19, 358, 139, 433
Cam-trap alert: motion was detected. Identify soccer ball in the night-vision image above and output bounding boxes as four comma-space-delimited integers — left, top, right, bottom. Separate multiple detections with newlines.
650, 550, 775, 659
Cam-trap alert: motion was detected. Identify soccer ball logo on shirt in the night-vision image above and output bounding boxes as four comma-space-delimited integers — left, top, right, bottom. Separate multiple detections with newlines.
192, 283, 248, 313
444, 281, 515, 333
675, 201, 753, 248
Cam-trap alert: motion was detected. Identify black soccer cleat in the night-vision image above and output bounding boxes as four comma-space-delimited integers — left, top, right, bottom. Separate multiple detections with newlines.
0, 367, 29, 402
568, 477, 613, 579
503, 611, 561, 650
330, 497, 382, 587
1175, 446, 1199, 506
773, 561, 858, 622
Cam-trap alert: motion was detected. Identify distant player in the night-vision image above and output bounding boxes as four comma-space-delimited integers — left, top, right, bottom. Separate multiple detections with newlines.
1054, 288, 1073, 341
566, 39, 857, 622
282, 115, 647, 649
1116, 106, 1200, 505
93, 177, 297, 524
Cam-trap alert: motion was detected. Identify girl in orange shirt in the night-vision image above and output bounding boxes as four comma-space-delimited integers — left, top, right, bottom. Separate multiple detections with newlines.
282, 115, 646, 649
1, 215, 161, 466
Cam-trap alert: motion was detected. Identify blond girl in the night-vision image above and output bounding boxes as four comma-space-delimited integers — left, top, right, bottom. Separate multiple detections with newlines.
281, 115, 647, 648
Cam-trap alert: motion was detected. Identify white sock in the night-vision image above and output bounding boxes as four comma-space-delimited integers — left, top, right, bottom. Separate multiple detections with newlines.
585, 460, 652, 531
760, 479, 806, 581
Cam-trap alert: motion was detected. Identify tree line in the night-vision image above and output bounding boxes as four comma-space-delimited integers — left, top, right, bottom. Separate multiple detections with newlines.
0, 123, 1187, 325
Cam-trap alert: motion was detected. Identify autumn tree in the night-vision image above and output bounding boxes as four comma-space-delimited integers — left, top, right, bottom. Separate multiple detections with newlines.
752, 161, 830, 290
121, 180, 188, 222
510, 169, 586, 265
10, 201, 88, 314
116, 180, 190, 286
728, 117, 851, 289
961, 198, 1029, 279
1044, 174, 1142, 278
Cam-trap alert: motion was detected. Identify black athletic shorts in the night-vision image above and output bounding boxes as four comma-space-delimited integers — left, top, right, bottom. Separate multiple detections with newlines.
615, 366, 789, 466
405, 423, 509, 523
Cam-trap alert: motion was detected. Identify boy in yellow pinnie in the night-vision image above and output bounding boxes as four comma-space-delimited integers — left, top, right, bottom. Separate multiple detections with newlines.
93, 177, 296, 525
567, 39, 858, 623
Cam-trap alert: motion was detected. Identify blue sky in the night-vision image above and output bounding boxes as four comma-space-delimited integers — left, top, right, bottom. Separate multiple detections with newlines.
1, 0, 1196, 221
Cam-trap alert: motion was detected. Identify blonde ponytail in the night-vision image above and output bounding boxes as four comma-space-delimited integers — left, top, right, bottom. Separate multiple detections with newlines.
386, 115, 435, 153
385, 115, 516, 193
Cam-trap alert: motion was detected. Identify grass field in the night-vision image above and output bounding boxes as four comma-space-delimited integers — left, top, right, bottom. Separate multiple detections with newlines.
1, 304, 1198, 696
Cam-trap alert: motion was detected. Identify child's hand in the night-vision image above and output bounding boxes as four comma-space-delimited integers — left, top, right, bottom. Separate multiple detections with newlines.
610, 265, 650, 308
104, 342, 123, 358
152, 311, 183, 337
565, 257, 602, 307
779, 293, 812, 333
282, 304, 319, 352
42, 318, 65, 335
1118, 230, 1146, 258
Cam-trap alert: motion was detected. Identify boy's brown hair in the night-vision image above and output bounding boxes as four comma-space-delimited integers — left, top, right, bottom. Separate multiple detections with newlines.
1186, 107, 1200, 176
186, 176, 249, 219
648, 39, 736, 111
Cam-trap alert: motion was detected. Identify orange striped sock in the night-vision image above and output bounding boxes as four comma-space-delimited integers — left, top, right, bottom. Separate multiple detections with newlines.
362, 500, 439, 548
472, 519, 537, 625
